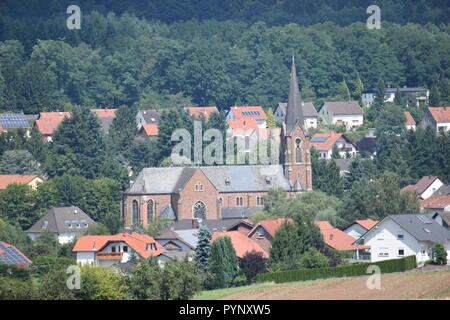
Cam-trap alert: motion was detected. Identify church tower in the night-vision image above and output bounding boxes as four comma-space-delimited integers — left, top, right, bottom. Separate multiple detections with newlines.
281, 56, 313, 192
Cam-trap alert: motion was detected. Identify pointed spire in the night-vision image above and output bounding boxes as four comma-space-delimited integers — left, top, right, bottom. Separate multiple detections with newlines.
285, 55, 305, 136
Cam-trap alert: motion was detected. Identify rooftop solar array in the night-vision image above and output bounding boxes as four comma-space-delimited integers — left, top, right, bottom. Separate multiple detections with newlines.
241, 110, 261, 117
0, 114, 29, 128
311, 136, 329, 142
0, 242, 29, 265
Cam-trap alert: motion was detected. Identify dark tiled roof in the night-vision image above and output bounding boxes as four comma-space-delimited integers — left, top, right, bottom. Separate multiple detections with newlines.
321, 101, 364, 115
435, 185, 450, 196
277, 102, 318, 118
433, 211, 450, 227
221, 207, 262, 219
139, 110, 161, 124
389, 214, 450, 244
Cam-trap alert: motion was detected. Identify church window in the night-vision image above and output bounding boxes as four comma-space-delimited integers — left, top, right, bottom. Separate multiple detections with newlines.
193, 201, 206, 219
295, 138, 302, 163
132, 200, 140, 225
147, 199, 154, 223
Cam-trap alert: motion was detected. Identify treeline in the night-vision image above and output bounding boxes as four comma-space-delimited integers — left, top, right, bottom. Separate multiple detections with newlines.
1, 0, 449, 26
0, 13, 449, 112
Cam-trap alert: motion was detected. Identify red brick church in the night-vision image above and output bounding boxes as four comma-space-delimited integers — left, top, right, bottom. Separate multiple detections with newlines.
122, 56, 312, 227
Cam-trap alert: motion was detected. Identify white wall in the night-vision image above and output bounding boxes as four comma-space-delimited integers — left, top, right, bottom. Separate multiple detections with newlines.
362, 218, 432, 263
76, 252, 96, 266
344, 224, 368, 239
421, 179, 444, 200
436, 121, 450, 133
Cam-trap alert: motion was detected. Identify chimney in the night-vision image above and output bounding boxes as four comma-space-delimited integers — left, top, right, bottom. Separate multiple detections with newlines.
92, 240, 96, 251
330, 234, 333, 240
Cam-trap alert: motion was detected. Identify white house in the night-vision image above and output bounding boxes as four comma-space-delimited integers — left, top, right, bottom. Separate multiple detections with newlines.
343, 219, 379, 239
362, 87, 429, 107
136, 109, 161, 131
355, 214, 450, 265
318, 101, 364, 130
310, 132, 357, 159
420, 107, 450, 133
404, 111, 416, 131
25, 206, 95, 244
72, 232, 170, 267
275, 102, 319, 129
401, 176, 444, 200
227, 106, 267, 128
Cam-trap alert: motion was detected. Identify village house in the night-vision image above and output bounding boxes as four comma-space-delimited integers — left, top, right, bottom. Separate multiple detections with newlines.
0, 241, 32, 267
91, 108, 117, 133
0, 113, 30, 136
421, 195, 450, 213
227, 106, 267, 129
342, 219, 379, 239
318, 101, 364, 130
332, 158, 354, 177
420, 107, 450, 133
137, 124, 159, 138
73, 231, 169, 267
310, 132, 357, 159
212, 230, 269, 259
404, 111, 416, 131
0, 174, 46, 190
401, 176, 444, 200
432, 212, 450, 231
354, 214, 450, 265
35, 111, 71, 141
275, 102, 319, 129
361, 87, 429, 107
122, 57, 313, 228
184, 106, 219, 120
26, 206, 96, 244
136, 109, 161, 131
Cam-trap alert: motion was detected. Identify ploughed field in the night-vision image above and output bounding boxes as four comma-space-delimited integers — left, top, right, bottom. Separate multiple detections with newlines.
210, 270, 450, 300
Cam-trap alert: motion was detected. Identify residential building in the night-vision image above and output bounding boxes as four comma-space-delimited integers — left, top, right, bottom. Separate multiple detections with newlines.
73, 232, 169, 267
421, 195, 450, 213
342, 219, 379, 239
136, 110, 161, 131
333, 158, 354, 176
318, 101, 364, 130
122, 56, 313, 228
404, 111, 416, 131
362, 87, 429, 107
0, 241, 31, 267
275, 102, 319, 129
315, 221, 370, 261
432, 212, 450, 230
0, 113, 30, 136
137, 124, 159, 138
91, 108, 117, 133
401, 176, 444, 200
420, 107, 450, 133
355, 214, 450, 264
227, 106, 267, 128
35, 112, 71, 141
0, 174, 45, 190
247, 218, 291, 253
310, 132, 357, 159
184, 106, 219, 120
154, 229, 195, 261
212, 231, 268, 259
26, 206, 96, 244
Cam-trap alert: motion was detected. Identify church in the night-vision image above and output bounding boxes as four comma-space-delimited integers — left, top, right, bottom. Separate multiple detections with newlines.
122, 57, 312, 228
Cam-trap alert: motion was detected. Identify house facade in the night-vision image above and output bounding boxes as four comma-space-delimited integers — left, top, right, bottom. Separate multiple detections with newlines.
35, 112, 71, 141
227, 106, 267, 128
401, 176, 444, 200
362, 87, 429, 107
275, 102, 319, 129
318, 101, 364, 130
310, 132, 357, 159
136, 110, 161, 131
0, 174, 45, 190
420, 107, 450, 133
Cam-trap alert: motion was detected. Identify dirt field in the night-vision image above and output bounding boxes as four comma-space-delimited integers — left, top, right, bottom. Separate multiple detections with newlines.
219, 270, 450, 300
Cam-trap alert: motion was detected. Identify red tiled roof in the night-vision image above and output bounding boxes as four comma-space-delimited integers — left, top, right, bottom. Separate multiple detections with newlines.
256, 218, 293, 237
0, 241, 32, 267
72, 232, 163, 259
211, 231, 268, 258
315, 221, 369, 251
140, 124, 159, 136
38, 112, 71, 120
404, 112, 416, 125
91, 109, 117, 118
230, 106, 267, 120
36, 112, 71, 136
401, 176, 439, 195
310, 132, 343, 151
228, 118, 258, 133
354, 219, 378, 230
0, 175, 41, 190
428, 107, 450, 122
421, 195, 450, 209
184, 106, 218, 120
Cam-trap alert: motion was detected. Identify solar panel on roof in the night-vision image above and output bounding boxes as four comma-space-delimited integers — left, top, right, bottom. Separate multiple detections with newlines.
311, 137, 329, 142
0, 114, 29, 128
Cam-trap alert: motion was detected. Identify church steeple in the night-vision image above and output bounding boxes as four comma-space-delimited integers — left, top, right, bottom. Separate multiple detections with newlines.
285, 55, 305, 136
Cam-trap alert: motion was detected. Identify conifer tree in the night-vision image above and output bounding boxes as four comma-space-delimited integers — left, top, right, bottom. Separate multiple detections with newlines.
266, 107, 276, 128
194, 226, 212, 273
207, 236, 237, 289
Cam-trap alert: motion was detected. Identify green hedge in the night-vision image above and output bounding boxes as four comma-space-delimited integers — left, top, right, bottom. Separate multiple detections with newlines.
256, 255, 417, 284
31, 256, 76, 275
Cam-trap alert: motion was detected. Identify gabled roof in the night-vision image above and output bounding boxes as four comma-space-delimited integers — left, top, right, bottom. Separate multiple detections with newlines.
427, 107, 450, 122
248, 218, 293, 238
138, 110, 161, 124
432, 211, 450, 226
310, 132, 354, 151
315, 221, 369, 251
321, 101, 363, 115
184, 106, 218, 120
404, 112, 416, 125
35, 112, 71, 136
0, 174, 43, 190
91, 109, 117, 118
401, 176, 440, 195
73, 232, 163, 258
421, 195, 450, 209
277, 102, 318, 118
212, 231, 268, 258
26, 206, 95, 234
0, 241, 31, 267
140, 124, 159, 136
343, 219, 379, 231
228, 118, 258, 133
155, 230, 196, 250
229, 106, 267, 121
159, 219, 251, 234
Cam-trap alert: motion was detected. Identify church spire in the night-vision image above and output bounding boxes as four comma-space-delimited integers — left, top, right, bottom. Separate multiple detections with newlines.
285, 55, 305, 136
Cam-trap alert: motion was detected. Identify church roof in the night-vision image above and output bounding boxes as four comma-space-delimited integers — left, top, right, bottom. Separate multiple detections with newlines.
285, 55, 305, 136
125, 165, 292, 195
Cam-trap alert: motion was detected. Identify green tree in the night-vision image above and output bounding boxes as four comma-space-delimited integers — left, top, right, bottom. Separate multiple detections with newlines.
207, 236, 238, 289
109, 105, 138, 154
0, 184, 38, 229
432, 243, 447, 265
240, 250, 267, 283
26, 126, 48, 165
0, 150, 42, 174
194, 226, 212, 273
266, 107, 276, 128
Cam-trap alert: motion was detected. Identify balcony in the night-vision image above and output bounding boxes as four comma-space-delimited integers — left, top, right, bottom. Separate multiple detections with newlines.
96, 252, 123, 260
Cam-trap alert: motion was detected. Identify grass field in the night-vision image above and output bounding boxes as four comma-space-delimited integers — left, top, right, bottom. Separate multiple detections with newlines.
193, 269, 450, 300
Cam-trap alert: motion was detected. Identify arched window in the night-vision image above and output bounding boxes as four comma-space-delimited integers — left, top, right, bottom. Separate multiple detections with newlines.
236, 196, 244, 207
193, 201, 206, 219
147, 199, 154, 223
295, 138, 302, 163
132, 200, 140, 225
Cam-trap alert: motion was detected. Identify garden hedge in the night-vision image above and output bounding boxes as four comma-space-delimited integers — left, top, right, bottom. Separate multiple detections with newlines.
256, 255, 417, 283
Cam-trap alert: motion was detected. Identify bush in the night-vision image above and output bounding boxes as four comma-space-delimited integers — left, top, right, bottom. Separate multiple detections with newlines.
0, 263, 30, 280
256, 255, 417, 284
432, 244, 448, 265
31, 256, 76, 275
232, 274, 248, 287
240, 250, 267, 282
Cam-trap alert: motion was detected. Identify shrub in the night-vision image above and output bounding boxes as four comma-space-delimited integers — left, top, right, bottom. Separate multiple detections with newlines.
432, 244, 448, 265
31, 256, 76, 275
240, 250, 267, 282
256, 255, 417, 284
0, 263, 30, 280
